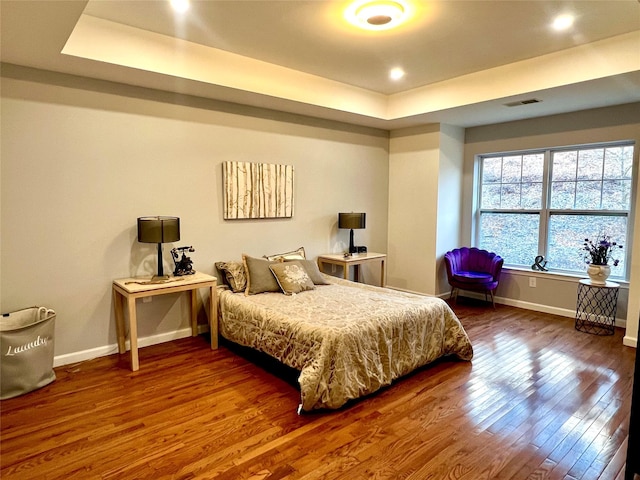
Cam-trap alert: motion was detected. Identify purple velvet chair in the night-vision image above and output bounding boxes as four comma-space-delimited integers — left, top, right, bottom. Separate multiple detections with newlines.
444, 247, 504, 307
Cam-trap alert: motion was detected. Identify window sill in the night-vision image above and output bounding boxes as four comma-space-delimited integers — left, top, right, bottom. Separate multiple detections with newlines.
503, 266, 629, 289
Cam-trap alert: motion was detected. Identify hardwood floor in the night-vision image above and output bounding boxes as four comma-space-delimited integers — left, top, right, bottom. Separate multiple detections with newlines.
1, 300, 636, 479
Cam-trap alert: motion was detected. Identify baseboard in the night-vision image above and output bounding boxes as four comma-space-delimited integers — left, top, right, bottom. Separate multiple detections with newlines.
385, 285, 431, 297
443, 290, 627, 329
497, 295, 627, 329
53, 326, 207, 368
623, 335, 638, 348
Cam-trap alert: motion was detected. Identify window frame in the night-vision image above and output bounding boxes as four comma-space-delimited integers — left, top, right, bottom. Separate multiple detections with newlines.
474, 140, 636, 281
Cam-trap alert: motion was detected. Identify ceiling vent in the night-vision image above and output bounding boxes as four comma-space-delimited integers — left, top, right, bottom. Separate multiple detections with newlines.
504, 98, 542, 107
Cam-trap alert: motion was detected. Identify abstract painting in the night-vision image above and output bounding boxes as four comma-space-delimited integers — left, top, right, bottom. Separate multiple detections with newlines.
223, 161, 294, 219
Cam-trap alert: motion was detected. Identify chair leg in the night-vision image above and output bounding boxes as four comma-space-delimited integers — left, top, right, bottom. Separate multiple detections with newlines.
450, 288, 458, 303
489, 290, 496, 308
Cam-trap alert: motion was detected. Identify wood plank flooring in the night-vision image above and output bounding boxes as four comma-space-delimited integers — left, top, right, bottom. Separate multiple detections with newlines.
1, 300, 636, 479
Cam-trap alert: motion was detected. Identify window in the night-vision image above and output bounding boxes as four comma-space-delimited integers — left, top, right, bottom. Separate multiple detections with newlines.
476, 142, 635, 279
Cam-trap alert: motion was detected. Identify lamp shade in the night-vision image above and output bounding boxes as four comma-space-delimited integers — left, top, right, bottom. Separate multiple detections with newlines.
137, 216, 180, 244
338, 213, 366, 230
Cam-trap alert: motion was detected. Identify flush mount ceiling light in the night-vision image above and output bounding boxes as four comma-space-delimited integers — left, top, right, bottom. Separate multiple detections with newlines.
389, 67, 405, 80
345, 0, 409, 31
552, 13, 574, 31
170, 0, 190, 14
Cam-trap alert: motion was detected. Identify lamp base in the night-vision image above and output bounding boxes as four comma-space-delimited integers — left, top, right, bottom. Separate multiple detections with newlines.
155, 243, 167, 280
349, 229, 356, 254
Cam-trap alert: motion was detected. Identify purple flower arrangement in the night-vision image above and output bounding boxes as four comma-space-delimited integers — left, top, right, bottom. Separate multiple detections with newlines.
583, 234, 623, 266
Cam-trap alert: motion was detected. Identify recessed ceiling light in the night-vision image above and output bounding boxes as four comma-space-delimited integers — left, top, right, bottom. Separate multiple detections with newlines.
170, 0, 190, 14
390, 68, 405, 80
552, 14, 574, 31
345, 0, 410, 31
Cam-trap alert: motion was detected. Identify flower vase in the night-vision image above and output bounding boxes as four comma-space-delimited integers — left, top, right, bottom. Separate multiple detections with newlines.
587, 264, 611, 285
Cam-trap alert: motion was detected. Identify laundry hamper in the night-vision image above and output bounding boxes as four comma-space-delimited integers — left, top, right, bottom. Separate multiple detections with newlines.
1, 307, 56, 400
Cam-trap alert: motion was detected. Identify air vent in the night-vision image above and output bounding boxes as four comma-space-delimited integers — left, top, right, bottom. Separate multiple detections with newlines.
504, 98, 542, 107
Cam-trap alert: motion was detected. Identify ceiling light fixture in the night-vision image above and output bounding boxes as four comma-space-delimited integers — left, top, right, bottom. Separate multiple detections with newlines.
345, 0, 409, 31
170, 0, 190, 14
357, 1, 403, 26
552, 14, 574, 31
390, 67, 405, 80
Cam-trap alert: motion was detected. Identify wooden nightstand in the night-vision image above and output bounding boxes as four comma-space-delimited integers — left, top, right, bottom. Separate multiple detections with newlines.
317, 252, 386, 287
112, 271, 217, 371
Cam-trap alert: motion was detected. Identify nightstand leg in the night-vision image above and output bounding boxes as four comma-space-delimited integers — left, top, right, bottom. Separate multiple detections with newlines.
209, 285, 218, 349
113, 290, 126, 354
190, 290, 198, 337
127, 298, 139, 371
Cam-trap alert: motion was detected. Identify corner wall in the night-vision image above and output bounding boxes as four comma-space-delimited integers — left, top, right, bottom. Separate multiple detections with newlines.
387, 125, 440, 293
436, 124, 465, 295
387, 124, 464, 295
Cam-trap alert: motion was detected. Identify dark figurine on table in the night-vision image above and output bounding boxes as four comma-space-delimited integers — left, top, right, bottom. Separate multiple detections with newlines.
171, 246, 195, 276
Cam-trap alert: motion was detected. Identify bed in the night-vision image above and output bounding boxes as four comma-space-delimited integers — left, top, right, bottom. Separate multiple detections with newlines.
217, 261, 473, 412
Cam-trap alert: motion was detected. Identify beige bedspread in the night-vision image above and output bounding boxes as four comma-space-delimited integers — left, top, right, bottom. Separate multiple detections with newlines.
218, 275, 473, 411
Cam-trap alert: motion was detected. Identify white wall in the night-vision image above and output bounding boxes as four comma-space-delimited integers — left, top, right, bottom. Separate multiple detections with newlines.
387, 125, 441, 294
387, 124, 465, 295
463, 103, 640, 344
0, 67, 390, 363
626, 193, 640, 347
435, 124, 465, 295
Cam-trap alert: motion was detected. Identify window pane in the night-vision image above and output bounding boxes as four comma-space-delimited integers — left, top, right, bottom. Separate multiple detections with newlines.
575, 180, 602, 209
548, 215, 626, 277
479, 213, 540, 266
502, 156, 522, 183
622, 146, 634, 178
501, 183, 521, 208
483, 157, 502, 183
550, 181, 575, 209
522, 154, 544, 182
552, 151, 577, 181
602, 179, 632, 210
481, 184, 501, 209
522, 182, 542, 209
577, 148, 604, 180
603, 146, 633, 180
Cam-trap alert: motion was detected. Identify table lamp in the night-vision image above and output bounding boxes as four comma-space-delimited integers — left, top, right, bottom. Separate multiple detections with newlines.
339, 212, 366, 254
137, 216, 180, 280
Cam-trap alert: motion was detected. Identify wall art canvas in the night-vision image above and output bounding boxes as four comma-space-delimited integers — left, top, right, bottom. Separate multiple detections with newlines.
223, 161, 294, 219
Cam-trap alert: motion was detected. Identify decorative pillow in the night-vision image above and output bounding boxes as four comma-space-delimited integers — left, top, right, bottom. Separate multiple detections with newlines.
264, 246, 306, 261
242, 254, 282, 295
269, 261, 315, 295
288, 259, 330, 285
215, 261, 247, 293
